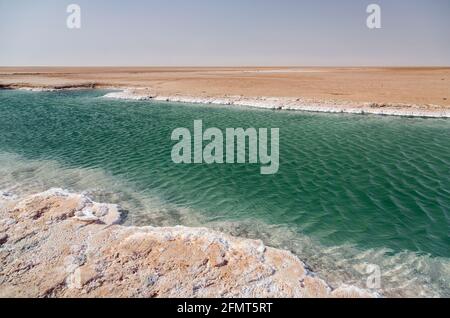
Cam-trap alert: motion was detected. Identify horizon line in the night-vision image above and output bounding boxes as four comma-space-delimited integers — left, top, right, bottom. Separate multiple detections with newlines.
1, 65, 450, 68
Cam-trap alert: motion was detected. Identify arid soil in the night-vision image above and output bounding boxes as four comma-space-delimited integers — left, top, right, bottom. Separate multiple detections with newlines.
1, 67, 449, 107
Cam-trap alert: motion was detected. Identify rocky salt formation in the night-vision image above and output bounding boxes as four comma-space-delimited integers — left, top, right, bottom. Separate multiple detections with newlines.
0, 189, 375, 298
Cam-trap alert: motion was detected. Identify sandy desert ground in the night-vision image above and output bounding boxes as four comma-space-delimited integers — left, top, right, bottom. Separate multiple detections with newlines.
1, 67, 449, 108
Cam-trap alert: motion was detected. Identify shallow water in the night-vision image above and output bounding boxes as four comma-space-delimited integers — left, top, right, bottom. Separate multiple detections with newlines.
0, 89, 449, 297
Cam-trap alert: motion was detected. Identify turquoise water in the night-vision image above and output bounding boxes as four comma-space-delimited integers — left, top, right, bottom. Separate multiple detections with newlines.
0, 89, 449, 296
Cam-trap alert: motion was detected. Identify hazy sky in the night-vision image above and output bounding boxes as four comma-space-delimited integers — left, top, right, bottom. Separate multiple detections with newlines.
1, 0, 449, 66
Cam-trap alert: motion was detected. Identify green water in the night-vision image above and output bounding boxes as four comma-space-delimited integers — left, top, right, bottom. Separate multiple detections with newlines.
0, 89, 449, 296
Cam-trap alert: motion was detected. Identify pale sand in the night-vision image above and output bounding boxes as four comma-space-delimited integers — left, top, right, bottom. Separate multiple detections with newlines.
1, 67, 449, 116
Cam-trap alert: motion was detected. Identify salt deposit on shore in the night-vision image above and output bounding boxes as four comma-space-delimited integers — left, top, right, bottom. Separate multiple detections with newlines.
0, 188, 376, 298
103, 89, 450, 118
1, 80, 449, 118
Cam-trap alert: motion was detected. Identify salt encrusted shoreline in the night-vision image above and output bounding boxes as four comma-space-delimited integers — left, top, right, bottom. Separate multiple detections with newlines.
0, 189, 376, 298
0, 83, 98, 92
103, 88, 450, 118
1, 84, 449, 118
